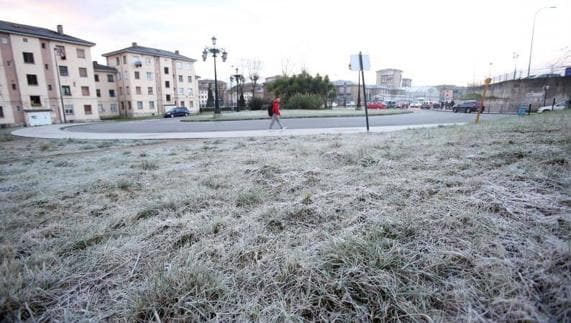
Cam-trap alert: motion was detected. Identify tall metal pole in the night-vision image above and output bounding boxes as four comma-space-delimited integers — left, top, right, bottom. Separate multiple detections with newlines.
213, 52, 220, 114
513, 52, 519, 80
53, 48, 66, 124
359, 52, 369, 131
527, 6, 556, 78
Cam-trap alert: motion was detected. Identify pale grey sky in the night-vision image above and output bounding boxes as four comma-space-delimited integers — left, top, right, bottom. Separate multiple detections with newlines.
2, 0, 569, 86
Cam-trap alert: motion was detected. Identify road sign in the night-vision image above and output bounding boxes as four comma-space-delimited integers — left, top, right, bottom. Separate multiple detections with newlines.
350, 54, 370, 71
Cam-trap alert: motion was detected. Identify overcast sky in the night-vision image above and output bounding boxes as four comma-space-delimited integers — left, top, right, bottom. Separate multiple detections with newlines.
2, 0, 569, 86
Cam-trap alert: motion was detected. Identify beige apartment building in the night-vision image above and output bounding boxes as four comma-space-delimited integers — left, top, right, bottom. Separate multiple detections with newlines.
102, 43, 199, 117
93, 61, 119, 118
0, 20, 100, 127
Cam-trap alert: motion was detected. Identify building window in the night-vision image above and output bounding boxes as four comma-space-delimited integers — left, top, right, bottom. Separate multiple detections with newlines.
124, 71, 128, 80
41, 42, 45, 49
81, 86, 90, 96
110, 103, 118, 112
164, 67, 169, 74
109, 89, 116, 97
23, 52, 34, 64
84, 105, 92, 115
48, 84, 52, 91
189, 101, 194, 108
166, 94, 171, 102
115, 57, 120, 65
147, 87, 153, 95
62, 86, 72, 96
188, 76, 192, 83
94, 74, 99, 82
119, 87, 123, 95
12, 84, 16, 90
59, 66, 69, 76
134, 71, 140, 79
179, 75, 183, 82
44, 64, 49, 70
0, 106, 3, 118
23, 38, 28, 42
55, 45, 66, 59
127, 101, 132, 110
30, 96, 41, 106
165, 81, 170, 88
144, 72, 152, 81
137, 101, 143, 109
126, 86, 130, 95
181, 101, 185, 107
98, 104, 104, 112
178, 88, 184, 95
26, 74, 38, 86
188, 88, 193, 96
149, 101, 155, 109
107, 74, 114, 82
64, 104, 74, 115
117, 73, 121, 81
136, 86, 141, 95
76, 48, 85, 58
120, 102, 124, 110
79, 67, 88, 77
123, 56, 127, 64
145, 57, 152, 65
96, 89, 101, 97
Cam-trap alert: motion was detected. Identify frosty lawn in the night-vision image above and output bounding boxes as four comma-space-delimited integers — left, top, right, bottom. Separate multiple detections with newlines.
0, 111, 569, 321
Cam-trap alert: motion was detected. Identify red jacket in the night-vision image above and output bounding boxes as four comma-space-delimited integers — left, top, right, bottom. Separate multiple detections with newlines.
272, 99, 281, 116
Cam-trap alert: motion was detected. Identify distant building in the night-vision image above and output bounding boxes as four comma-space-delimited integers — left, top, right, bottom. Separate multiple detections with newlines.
0, 20, 99, 126
198, 79, 226, 108
102, 42, 199, 116
376, 68, 403, 88
93, 61, 119, 118
401, 78, 412, 87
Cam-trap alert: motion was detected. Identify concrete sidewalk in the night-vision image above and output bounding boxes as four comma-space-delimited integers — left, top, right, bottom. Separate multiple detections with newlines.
12, 122, 465, 140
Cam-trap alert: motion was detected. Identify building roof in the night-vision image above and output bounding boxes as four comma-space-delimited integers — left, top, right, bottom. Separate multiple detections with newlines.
92, 61, 117, 72
102, 44, 196, 62
0, 20, 95, 46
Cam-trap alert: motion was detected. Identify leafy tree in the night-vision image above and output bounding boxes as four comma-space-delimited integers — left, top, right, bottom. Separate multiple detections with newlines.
206, 83, 214, 107
266, 71, 336, 109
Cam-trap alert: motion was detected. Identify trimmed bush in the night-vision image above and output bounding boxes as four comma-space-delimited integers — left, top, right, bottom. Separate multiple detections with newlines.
247, 97, 272, 111
283, 93, 323, 110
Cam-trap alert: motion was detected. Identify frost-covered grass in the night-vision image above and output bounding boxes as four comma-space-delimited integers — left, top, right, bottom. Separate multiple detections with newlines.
1, 111, 570, 321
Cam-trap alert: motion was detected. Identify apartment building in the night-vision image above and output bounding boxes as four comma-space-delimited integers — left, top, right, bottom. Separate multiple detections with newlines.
376, 69, 403, 88
102, 43, 198, 116
0, 20, 100, 126
93, 61, 119, 118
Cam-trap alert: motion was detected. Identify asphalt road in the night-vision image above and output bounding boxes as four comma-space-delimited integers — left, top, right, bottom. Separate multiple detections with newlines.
66, 110, 510, 133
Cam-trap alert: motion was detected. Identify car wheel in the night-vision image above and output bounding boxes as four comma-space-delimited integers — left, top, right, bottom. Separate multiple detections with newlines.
464, 108, 469, 113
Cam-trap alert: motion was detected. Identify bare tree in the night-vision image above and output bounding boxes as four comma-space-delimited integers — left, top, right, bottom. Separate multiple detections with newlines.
280, 58, 295, 77
244, 59, 262, 99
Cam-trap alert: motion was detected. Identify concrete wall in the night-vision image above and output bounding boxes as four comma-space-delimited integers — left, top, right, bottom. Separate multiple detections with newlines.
473, 76, 571, 113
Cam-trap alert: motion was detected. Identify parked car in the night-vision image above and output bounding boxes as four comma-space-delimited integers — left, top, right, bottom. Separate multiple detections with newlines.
420, 102, 432, 109
367, 101, 386, 109
163, 107, 190, 118
385, 100, 397, 109
410, 102, 422, 108
453, 100, 483, 113
537, 100, 570, 113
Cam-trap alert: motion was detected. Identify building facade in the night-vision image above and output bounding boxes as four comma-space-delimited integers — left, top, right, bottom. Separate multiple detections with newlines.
93, 61, 119, 118
376, 68, 403, 88
198, 79, 226, 108
0, 20, 99, 126
102, 43, 199, 116
401, 78, 412, 87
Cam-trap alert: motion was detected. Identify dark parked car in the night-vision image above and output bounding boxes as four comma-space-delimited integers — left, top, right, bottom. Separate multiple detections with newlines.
453, 100, 484, 113
164, 107, 190, 118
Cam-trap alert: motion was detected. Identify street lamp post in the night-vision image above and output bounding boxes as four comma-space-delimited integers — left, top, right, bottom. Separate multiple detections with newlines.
229, 76, 234, 108
202, 36, 227, 114
543, 85, 550, 107
512, 52, 519, 80
527, 6, 556, 78
231, 67, 243, 112
53, 47, 67, 124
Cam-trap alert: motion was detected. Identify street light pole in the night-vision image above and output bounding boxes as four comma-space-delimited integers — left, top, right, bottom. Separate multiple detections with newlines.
232, 67, 243, 112
527, 6, 556, 78
202, 36, 227, 114
53, 47, 67, 124
512, 52, 519, 80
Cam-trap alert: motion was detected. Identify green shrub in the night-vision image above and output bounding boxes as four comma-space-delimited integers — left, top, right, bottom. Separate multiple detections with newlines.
247, 97, 272, 111
283, 93, 323, 110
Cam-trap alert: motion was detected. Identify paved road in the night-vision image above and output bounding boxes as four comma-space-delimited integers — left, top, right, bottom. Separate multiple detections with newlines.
66, 110, 510, 133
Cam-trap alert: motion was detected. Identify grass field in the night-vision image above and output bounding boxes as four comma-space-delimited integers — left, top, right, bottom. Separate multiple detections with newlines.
184, 108, 410, 122
1, 111, 569, 321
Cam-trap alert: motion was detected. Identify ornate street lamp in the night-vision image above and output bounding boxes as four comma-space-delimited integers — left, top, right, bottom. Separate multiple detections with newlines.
202, 36, 227, 114
231, 67, 244, 112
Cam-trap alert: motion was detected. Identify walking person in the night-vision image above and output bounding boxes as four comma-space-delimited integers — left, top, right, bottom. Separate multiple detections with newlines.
269, 95, 286, 130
